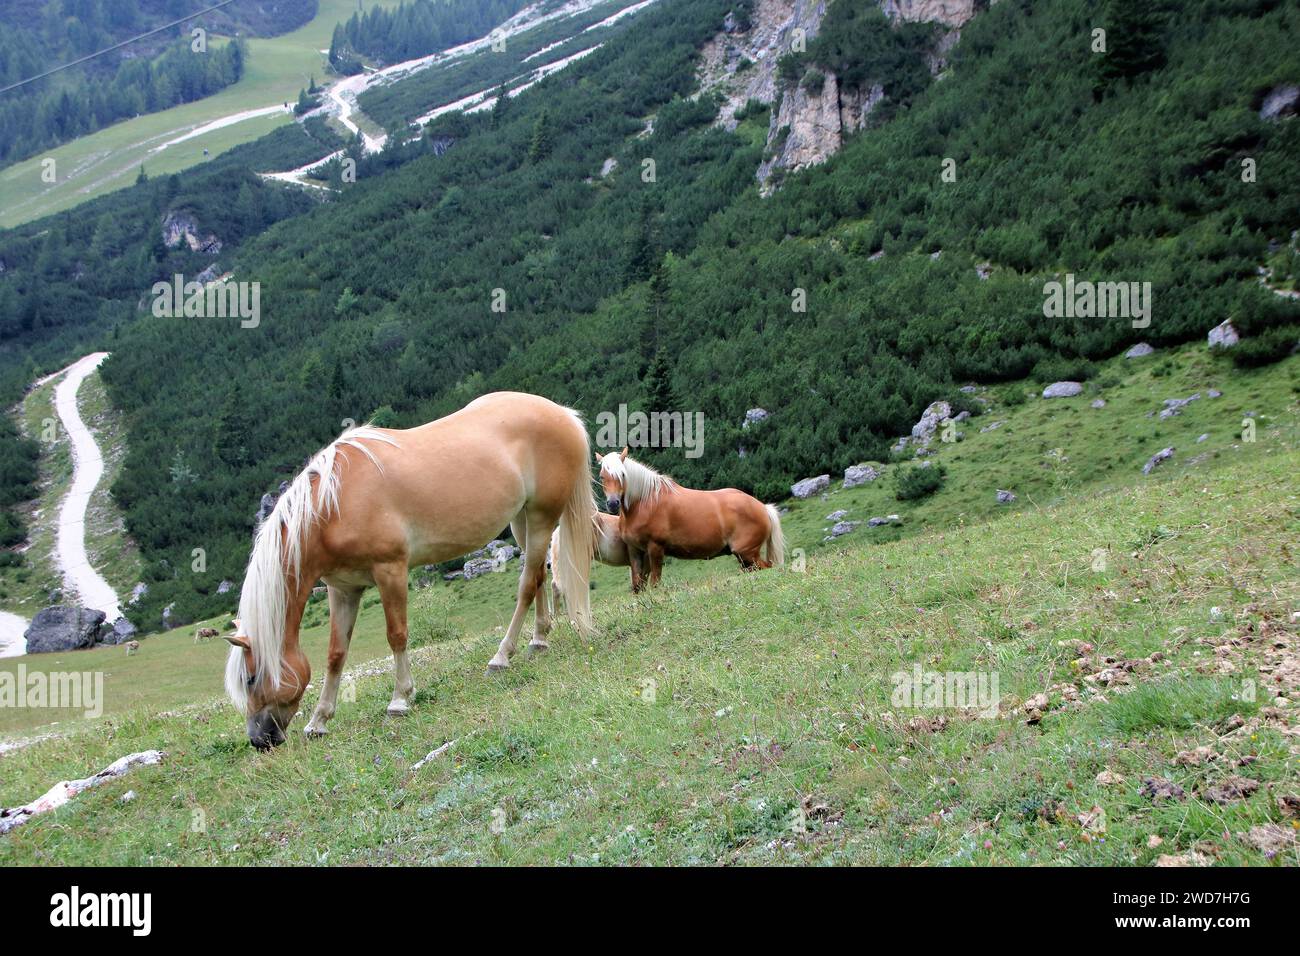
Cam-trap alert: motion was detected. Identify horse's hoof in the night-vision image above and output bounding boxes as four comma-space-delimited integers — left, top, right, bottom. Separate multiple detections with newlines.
486, 660, 509, 674
386, 700, 410, 717
304, 724, 328, 739
526, 640, 549, 656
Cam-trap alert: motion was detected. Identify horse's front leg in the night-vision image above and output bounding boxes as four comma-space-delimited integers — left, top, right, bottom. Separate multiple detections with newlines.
628, 546, 646, 593
373, 562, 415, 715
304, 584, 363, 737
646, 543, 665, 587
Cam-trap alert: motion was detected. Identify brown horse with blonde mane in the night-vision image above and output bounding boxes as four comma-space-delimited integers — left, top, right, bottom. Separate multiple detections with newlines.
596, 448, 784, 590
224, 392, 596, 749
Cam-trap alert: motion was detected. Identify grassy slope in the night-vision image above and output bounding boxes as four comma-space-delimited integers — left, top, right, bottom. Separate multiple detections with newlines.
0, 348, 1296, 865
0, 0, 403, 228
7, 343, 1293, 732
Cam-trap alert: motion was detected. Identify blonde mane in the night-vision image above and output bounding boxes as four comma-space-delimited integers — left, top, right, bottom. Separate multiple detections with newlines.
225, 426, 397, 713
600, 453, 677, 508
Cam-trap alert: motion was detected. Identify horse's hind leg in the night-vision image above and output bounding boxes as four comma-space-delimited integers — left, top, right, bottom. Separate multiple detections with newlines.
373, 561, 415, 715
305, 584, 363, 737
488, 512, 554, 672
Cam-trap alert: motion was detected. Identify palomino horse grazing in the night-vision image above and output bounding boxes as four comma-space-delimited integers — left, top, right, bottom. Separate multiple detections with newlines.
224, 392, 596, 749
549, 511, 630, 610
596, 449, 784, 590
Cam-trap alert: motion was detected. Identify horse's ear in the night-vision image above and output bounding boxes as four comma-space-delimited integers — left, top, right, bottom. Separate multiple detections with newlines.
619, 446, 628, 461
225, 635, 251, 650
594, 451, 604, 463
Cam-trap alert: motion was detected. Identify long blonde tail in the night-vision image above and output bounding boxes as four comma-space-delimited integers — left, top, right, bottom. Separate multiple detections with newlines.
555, 423, 597, 634
765, 504, 785, 568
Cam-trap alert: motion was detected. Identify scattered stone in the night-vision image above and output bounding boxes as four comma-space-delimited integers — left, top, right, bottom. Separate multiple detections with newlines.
1023, 693, 1050, 723
23, 607, 106, 654
867, 515, 902, 527
1146, 834, 1163, 849
1159, 393, 1201, 420
1091, 399, 1106, 409
128, 582, 148, 605
1095, 770, 1125, 787
1259, 84, 1300, 121
1208, 388, 1222, 398
825, 521, 860, 539
216, 579, 234, 595
996, 490, 1017, 504
842, 463, 881, 488
791, 475, 830, 498
101, 617, 137, 645
975, 262, 992, 280
1196, 433, 1209, 443
1142, 447, 1175, 475
1042, 381, 1083, 399
959, 385, 977, 393
1208, 320, 1239, 349
1140, 777, 1186, 803
979, 420, 1006, 433
1210, 606, 1225, 623
1125, 342, 1154, 358
742, 408, 769, 429
910, 401, 952, 445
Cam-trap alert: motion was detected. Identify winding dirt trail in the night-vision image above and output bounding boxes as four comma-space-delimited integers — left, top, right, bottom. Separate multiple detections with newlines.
52, 353, 122, 624
0, 353, 123, 658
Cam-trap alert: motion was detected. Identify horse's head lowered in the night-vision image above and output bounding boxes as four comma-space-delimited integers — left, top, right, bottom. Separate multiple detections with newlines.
225, 628, 310, 750
595, 447, 629, 514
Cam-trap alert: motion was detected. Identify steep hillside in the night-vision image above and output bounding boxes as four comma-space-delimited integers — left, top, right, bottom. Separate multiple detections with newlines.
3, 342, 1294, 732
1, 435, 1295, 864
73, 0, 1300, 631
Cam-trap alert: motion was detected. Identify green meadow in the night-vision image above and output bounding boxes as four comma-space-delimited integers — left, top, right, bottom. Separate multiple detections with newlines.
0, 345, 1296, 864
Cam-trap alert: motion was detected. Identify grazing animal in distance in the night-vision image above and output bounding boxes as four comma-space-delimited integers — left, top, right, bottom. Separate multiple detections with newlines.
194, 627, 220, 643
597, 448, 783, 590
550, 511, 630, 610
224, 392, 597, 749
125, 641, 140, 656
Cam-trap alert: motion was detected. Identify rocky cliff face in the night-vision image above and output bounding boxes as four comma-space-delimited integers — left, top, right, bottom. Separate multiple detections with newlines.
699, 0, 981, 193
880, 0, 978, 28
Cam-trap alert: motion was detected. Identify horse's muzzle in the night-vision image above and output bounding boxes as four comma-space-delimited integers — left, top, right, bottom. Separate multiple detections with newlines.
247, 710, 287, 750
607, 496, 621, 515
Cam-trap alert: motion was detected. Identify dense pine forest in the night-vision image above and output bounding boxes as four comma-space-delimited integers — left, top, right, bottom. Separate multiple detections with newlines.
1, 0, 1298, 631
0, 0, 316, 167
328, 0, 532, 72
